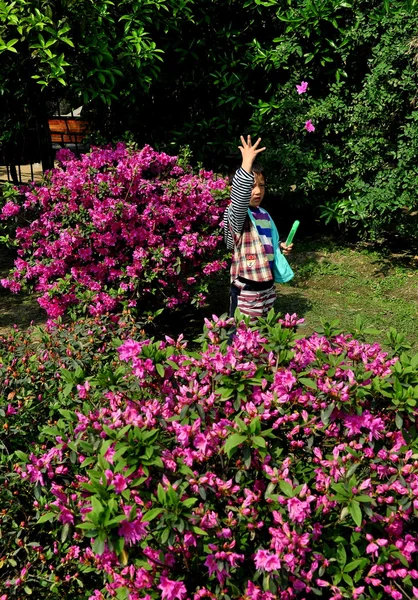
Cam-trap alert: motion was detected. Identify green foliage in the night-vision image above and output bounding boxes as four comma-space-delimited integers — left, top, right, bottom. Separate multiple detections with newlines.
0, 0, 194, 167
2, 311, 418, 597
2, 0, 418, 239
0, 183, 20, 246
0, 0, 194, 100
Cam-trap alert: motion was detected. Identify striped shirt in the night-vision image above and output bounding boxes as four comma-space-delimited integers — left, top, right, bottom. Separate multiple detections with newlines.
223, 167, 254, 250
223, 168, 274, 261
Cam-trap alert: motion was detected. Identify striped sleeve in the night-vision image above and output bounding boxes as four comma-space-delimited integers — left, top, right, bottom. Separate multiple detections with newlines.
223, 167, 254, 250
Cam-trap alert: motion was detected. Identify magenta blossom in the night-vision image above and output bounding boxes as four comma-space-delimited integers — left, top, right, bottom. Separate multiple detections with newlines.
254, 549, 281, 572
305, 120, 315, 132
1, 144, 229, 319
118, 517, 147, 546
158, 576, 187, 600
1, 201, 20, 219
296, 81, 309, 94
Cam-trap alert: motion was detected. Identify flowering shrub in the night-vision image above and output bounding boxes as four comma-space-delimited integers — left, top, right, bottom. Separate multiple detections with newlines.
0, 310, 152, 443
3, 312, 418, 599
0, 311, 150, 599
0, 183, 22, 246
0, 144, 229, 318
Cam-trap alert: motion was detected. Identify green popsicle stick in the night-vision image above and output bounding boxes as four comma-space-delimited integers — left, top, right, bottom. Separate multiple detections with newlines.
285, 220, 300, 246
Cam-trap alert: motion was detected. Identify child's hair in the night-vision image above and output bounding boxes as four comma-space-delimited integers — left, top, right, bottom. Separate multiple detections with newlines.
252, 163, 265, 179
228, 163, 265, 184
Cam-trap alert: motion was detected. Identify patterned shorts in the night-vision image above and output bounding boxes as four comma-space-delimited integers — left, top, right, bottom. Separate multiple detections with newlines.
230, 279, 276, 322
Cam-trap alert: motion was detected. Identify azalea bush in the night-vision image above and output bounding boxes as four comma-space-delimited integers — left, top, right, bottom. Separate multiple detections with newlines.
0, 311, 149, 446
2, 311, 418, 599
0, 143, 229, 319
0, 311, 150, 598
0, 183, 22, 246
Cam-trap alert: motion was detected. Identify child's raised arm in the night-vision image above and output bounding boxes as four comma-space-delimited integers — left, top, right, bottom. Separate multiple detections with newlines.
238, 135, 266, 174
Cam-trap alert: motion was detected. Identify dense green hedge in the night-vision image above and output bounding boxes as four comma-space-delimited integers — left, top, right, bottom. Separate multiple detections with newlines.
2, 0, 418, 239
121, 0, 418, 240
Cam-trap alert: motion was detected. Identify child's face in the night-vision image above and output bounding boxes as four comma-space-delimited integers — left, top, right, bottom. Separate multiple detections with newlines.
249, 173, 266, 208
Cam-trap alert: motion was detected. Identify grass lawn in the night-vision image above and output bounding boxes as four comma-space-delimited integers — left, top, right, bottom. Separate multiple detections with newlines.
203, 237, 418, 352
0, 249, 46, 334
274, 238, 418, 352
1, 238, 418, 352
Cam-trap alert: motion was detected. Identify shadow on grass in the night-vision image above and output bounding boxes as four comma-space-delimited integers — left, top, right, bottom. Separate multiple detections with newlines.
275, 291, 313, 319
368, 252, 418, 277
152, 280, 314, 342
0, 248, 47, 333
0, 291, 47, 333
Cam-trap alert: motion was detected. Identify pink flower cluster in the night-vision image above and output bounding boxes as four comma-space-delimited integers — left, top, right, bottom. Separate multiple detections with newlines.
1, 144, 229, 317
0, 200, 20, 219
16, 316, 418, 600
296, 79, 316, 132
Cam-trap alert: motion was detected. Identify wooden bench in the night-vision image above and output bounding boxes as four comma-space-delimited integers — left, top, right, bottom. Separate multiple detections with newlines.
48, 117, 90, 145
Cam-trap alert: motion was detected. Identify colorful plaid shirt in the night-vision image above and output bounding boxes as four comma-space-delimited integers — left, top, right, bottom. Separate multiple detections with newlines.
224, 168, 273, 283
229, 214, 273, 282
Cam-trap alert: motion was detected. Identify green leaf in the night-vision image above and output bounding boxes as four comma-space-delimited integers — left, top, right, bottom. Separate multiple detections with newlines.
252, 435, 266, 448
107, 515, 129, 526
92, 537, 105, 555
345, 558, 368, 572
143, 508, 164, 521
224, 433, 247, 456
61, 37, 75, 47
157, 484, 166, 504
349, 500, 362, 527
278, 480, 293, 497
298, 377, 317, 389
37, 512, 56, 524
76, 522, 97, 531
14, 450, 28, 461
61, 522, 70, 542
160, 526, 171, 544
191, 526, 208, 536
331, 483, 349, 497
182, 497, 198, 508
355, 495, 373, 503
336, 543, 347, 566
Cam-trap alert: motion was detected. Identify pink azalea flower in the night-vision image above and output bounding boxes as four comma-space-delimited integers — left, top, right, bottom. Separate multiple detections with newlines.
287, 496, 312, 523
245, 582, 263, 600
76, 381, 90, 399
296, 81, 308, 94
1, 201, 20, 219
113, 473, 127, 493
305, 120, 315, 132
117, 339, 144, 362
366, 541, 379, 556
157, 576, 187, 600
118, 517, 147, 546
254, 549, 281, 572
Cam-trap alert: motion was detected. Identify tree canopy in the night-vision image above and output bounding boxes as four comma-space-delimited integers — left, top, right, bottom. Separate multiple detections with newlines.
1, 0, 418, 238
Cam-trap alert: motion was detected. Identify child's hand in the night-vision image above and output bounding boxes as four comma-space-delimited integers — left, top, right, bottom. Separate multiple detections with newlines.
280, 242, 293, 255
238, 135, 266, 174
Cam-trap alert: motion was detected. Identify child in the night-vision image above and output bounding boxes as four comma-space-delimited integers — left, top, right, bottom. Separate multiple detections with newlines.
223, 135, 294, 321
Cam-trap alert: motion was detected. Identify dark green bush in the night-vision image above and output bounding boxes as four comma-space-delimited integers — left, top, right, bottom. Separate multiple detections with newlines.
2, 0, 418, 240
